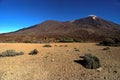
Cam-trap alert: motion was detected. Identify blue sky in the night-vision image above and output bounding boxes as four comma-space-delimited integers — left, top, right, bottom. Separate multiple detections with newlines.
0, 0, 120, 33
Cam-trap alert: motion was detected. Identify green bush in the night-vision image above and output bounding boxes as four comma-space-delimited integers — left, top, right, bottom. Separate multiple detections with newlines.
103, 47, 110, 50
59, 38, 74, 43
29, 49, 39, 55
0, 50, 24, 57
59, 38, 84, 43
99, 38, 120, 46
73, 39, 83, 42
24, 40, 31, 43
100, 38, 114, 46
82, 54, 101, 69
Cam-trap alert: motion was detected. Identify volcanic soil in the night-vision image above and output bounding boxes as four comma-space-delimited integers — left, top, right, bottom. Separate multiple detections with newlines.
0, 43, 119, 80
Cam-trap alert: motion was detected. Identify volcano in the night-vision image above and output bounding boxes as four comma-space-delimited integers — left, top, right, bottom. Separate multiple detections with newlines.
0, 16, 120, 43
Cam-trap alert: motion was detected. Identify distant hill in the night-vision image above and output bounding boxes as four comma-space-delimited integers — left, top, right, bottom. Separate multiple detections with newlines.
0, 16, 120, 43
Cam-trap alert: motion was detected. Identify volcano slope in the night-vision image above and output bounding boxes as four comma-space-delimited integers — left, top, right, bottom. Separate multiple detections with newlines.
0, 16, 120, 43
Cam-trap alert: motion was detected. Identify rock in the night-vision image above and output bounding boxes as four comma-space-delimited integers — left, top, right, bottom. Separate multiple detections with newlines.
96, 67, 102, 72
43, 56, 48, 59
113, 70, 117, 74
108, 68, 111, 73
88, 49, 91, 51
51, 59, 55, 62
104, 76, 108, 80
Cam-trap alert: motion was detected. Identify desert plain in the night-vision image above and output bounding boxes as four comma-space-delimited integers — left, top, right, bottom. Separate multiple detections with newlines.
0, 43, 119, 80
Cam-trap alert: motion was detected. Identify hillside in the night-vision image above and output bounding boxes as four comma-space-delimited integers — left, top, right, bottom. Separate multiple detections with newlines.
0, 16, 120, 43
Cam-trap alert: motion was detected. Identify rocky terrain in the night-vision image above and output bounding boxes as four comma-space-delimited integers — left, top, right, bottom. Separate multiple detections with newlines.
0, 43, 119, 80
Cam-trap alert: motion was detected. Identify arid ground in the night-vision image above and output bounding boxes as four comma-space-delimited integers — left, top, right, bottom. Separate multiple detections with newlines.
0, 43, 119, 80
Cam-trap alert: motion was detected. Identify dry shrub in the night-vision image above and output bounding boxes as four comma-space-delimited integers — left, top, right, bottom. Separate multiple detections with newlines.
81, 54, 101, 69
29, 49, 39, 55
0, 50, 24, 57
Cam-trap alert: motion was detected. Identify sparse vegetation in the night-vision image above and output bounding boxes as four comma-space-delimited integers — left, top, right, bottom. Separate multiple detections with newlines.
64, 45, 68, 47
55, 45, 57, 47
24, 40, 32, 43
59, 45, 68, 47
100, 38, 114, 45
59, 38, 85, 43
29, 49, 39, 55
0, 50, 24, 57
74, 48, 80, 51
73, 39, 84, 42
103, 47, 110, 50
81, 54, 101, 69
59, 38, 74, 43
0, 43, 119, 80
99, 38, 120, 46
59, 45, 63, 47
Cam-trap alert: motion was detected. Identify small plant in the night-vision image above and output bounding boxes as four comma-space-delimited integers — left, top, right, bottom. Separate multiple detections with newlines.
59, 45, 63, 47
100, 38, 114, 46
24, 40, 31, 43
0, 50, 24, 57
73, 39, 83, 42
99, 38, 120, 46
59, 38, 74, 43
64, 45, 68, 47
43, 44, 52, 47
81, 54, 101, 69
55, 45, 57, 47
103, 47, 110, 50
74, 48, 80, 51
75, 49, 80, 51
29, 49, 39, 55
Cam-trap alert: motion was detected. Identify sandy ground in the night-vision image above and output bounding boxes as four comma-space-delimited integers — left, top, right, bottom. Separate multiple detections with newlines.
0, 43, 119, 80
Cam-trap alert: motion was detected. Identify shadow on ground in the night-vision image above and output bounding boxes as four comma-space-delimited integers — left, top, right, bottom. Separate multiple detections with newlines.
74, 60, 86, 68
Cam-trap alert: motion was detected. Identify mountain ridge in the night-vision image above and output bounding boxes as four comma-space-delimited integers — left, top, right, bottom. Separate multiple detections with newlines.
0, 16, 120, 43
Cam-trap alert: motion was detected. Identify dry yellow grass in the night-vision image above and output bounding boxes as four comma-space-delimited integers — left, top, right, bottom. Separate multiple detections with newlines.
0, 43, 119, 80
